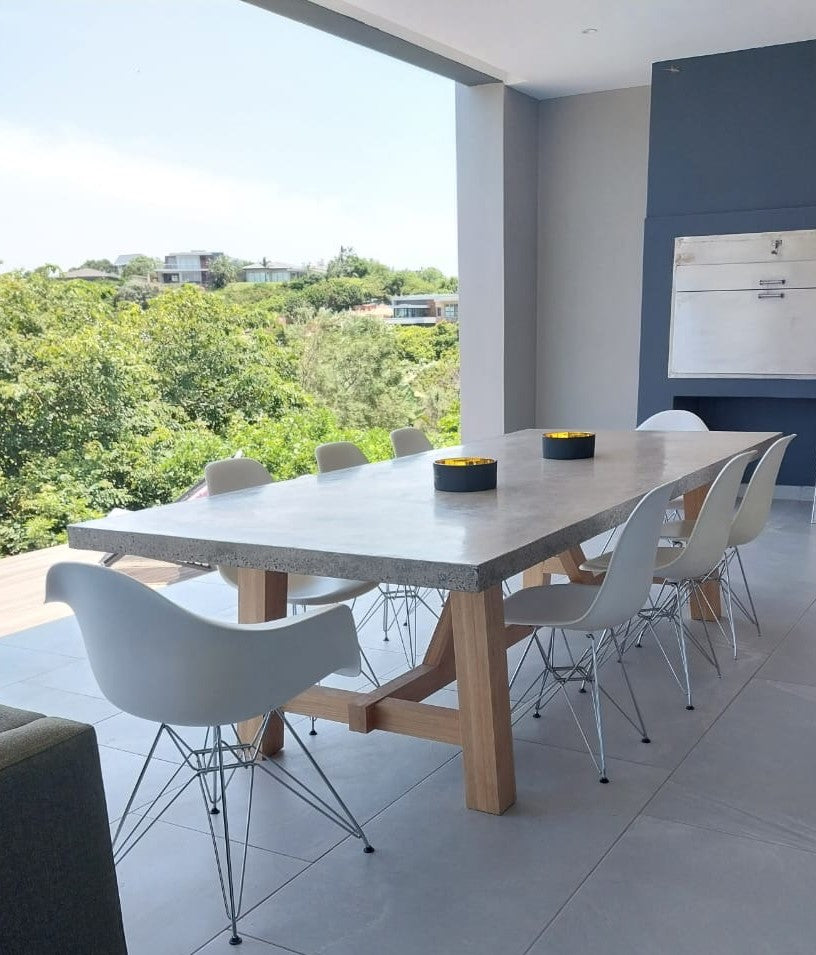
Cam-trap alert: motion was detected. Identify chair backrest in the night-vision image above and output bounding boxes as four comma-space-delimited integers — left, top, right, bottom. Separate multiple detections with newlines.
637, 410, 708, 432
45, 563, 360, 727
574, 483, 674, 632
730, 434, 796, 547
204, 456, 272, 495
315, 441, 368, 473
204, 458, 273, 588
659, 451, 755, 581
390, 427, 433, 458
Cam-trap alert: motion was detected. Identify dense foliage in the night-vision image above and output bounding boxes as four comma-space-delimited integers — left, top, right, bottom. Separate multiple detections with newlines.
0, 262, 459, 555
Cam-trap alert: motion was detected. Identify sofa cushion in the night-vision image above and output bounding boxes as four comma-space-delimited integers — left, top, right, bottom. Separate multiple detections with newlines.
0, 702, 44, 734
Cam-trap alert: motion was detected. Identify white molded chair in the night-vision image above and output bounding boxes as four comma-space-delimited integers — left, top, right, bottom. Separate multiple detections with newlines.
390, 427, 433, 458
504, 482, 673, 783
637, 410, 709, 518
45, 562, 373, 947
315, 441, 440, 666
660, 434, 796, 638
315, 441, 368, 472
584, 451, 755, 709
637, 410, 709, 432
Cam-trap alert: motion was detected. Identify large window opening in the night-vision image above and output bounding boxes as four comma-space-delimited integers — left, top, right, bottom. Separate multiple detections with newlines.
0, 0, 458, 565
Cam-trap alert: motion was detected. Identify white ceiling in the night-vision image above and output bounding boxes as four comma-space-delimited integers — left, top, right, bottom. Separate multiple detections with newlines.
306, 0, 816, 98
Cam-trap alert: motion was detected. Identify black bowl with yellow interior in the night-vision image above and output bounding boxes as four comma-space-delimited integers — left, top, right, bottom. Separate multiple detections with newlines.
433, 457, 497, 492
542, 431, 596, 460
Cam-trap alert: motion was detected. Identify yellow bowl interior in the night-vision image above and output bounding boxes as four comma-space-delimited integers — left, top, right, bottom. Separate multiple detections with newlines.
543, 431, 595, 440
434, 457, 496, 467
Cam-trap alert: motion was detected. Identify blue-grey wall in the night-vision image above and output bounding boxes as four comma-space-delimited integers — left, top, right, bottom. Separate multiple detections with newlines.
638, 40, 816, 485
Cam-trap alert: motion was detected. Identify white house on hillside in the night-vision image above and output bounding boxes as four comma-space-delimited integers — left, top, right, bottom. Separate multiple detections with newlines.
241, 262, 323, 283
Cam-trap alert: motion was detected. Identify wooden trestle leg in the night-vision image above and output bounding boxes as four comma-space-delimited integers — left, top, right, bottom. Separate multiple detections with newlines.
450, 587, 516, 814
236, 568, 288, 755
683, 484, 721, 621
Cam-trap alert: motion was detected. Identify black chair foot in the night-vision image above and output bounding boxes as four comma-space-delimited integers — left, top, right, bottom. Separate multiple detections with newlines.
641, 736, 651, 744
686, 704, 695, 710
209, 806, 220, 815
363, 845, 375, 854
600, 776, 609, 784
532, 711, 541, 719
229, 934, 242, 946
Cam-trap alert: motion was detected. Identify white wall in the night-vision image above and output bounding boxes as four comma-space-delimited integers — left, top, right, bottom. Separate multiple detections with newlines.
456, 84, 506, 441
456, 84, 539, 441
536, 86, 651, 429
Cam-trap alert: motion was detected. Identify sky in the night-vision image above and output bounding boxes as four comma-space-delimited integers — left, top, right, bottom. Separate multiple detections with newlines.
0, 0, 458, 274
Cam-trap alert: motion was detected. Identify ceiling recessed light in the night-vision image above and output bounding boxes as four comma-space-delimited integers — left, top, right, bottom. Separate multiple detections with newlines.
581, 27, 598, 35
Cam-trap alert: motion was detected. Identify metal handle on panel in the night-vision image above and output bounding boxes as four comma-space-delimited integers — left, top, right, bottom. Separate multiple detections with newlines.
759, 278, 786, 287
757, 291, 785, 299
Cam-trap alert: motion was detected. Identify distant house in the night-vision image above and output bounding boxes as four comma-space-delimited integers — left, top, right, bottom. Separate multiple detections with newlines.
59, 268, 119, 282
241, 262, 312, 283
389, 293, 459, 325
157, 251, 221, 286
113, 253, 149, 276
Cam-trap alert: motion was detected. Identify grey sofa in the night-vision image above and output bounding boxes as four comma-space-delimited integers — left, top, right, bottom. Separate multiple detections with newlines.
0, 704, 128, 954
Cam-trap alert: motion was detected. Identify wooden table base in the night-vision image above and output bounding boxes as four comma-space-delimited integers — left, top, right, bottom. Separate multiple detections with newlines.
241, 514, 720, 812
682, 484, 721, 621
237, 568, 288, 755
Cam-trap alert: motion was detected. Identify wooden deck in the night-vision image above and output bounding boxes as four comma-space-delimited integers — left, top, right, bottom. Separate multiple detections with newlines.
0, 544, 205, 638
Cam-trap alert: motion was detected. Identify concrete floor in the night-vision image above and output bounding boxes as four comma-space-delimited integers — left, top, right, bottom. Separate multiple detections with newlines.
3, 500, 816, 954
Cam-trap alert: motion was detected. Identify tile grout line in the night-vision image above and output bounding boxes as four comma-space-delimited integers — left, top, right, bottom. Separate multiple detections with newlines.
519, 590, 816, 955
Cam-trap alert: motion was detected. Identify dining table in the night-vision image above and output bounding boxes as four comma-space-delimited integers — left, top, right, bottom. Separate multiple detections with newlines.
67, 428, 779, 814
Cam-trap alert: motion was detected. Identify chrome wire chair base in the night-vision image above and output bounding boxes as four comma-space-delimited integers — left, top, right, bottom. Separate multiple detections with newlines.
635, 568, 740, 711
354, 585, 440, 668
509, 625, 650, 783
723, 546, 761, 637
111, 713, 372, 946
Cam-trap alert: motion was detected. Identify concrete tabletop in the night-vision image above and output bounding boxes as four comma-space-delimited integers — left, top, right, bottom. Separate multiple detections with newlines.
68, 429, 779, 592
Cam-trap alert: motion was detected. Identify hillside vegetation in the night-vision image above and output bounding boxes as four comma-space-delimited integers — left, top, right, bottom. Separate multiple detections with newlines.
0, 258, 459, 555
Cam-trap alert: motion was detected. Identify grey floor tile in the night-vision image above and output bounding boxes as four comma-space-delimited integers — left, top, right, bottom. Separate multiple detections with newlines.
99, 743, 189, 824
756, 600, 816, 686
646, 678, 816, 852
0, 642, 79, 687
0, 678, 118, 723
195, 933, 298, 953
529, 816, 816, 955
163, 575, 238, 619
148, 718, 459, 863
116, 818, 305, 955
94, 711, 209, 764
240, 741, 666, 955
1, 615, 86, 658
25, 656, 106, 697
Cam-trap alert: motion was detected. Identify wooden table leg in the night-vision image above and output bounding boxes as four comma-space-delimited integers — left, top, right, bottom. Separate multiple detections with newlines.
450, 587, 516, 814
683, 485, 721, 621
237, 568, 288, 755
522, 553, 587, 588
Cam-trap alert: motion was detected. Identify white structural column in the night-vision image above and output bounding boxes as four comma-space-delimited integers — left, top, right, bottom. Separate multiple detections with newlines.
456, 83, 539, 441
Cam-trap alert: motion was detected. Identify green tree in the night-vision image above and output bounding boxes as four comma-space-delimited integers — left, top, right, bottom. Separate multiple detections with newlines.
298, 314, 415, 429
208, 254, 240, 289
114, 279, 159, 309
122, 255, 160, 280
0, 266, 460, 556
133, 285, 305, 433
78, 258, 116, 273
303, 277, 370, 312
